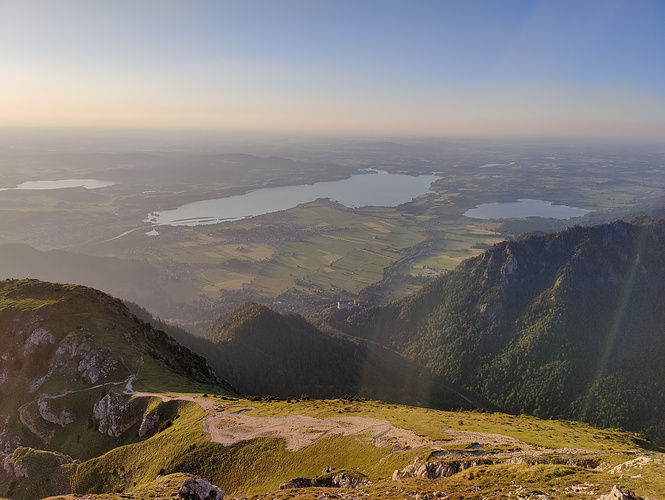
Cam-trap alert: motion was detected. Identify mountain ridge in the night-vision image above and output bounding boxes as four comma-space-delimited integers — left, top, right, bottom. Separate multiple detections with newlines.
0, 279, 229, 457
325, 218, 665, 443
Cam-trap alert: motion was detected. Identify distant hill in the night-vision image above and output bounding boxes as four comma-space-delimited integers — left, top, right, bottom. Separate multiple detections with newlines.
327, 217, 665, 443
139, 301, 471, 410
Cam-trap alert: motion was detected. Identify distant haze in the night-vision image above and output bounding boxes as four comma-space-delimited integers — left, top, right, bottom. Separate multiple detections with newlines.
1, 0, 664, 140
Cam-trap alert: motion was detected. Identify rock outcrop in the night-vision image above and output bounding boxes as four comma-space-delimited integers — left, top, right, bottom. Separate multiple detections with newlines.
597, 485, 638, 500
392, 458, 492, 480
279, 470, 370, 489
0, 447, 76, 499
49, 332, 118, 385
37, 398, 74, 427
93, 393, 141, 438
18, 403, 56, 446
138, 411, 160, 437
178, 477, 224, 500
22, 328, 55, 356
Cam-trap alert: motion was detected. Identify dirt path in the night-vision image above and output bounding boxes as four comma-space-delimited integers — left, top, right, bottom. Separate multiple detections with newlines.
433, 428, 534, 450
131, 392, 218, 412
129, 392, 536, 453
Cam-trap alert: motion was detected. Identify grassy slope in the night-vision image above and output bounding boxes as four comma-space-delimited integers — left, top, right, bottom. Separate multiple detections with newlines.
246, 399, 645, 453
0, 279, 235, 499
58, 396, 663, 499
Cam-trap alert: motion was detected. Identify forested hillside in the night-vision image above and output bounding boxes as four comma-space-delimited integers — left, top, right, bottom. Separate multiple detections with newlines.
143, 302, 470, 409
329, 217, 665, 443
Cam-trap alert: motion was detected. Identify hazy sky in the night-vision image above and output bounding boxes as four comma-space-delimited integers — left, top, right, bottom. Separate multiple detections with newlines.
2, 0, 664, 139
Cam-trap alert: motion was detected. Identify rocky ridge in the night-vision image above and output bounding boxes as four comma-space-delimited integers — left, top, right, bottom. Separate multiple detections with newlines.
0, 279, 230, 499
333, 218, 665, 444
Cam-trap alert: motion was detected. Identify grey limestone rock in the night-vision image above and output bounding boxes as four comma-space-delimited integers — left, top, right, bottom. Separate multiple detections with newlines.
178, 477, 224, 500
279, 471, 369, 490
37, 398, 74, 427
597, 486, 638, 500
50, 333, 118, 384
392, 458, 492, 480
22, 328, 55, 356
93, 393, 140, 438
138, 412, 160, 437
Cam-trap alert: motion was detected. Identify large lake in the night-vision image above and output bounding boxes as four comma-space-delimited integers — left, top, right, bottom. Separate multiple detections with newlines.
147, 170, 440, 226
0, 179, 117, 191
464, 199, 590, 220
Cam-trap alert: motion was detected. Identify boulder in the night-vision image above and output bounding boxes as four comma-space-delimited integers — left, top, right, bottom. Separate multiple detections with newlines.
178, 477, 224, 500
597, 486, 638, 500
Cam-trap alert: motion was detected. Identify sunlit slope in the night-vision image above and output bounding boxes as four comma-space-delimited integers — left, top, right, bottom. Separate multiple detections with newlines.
28, 397, 665, 499
333, 217, 665, 443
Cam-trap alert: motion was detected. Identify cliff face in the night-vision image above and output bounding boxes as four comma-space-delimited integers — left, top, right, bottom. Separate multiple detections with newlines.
339, 218, 665, 443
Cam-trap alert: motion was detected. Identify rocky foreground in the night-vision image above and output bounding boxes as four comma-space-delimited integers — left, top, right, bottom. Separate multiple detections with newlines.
30, 394, 665, 499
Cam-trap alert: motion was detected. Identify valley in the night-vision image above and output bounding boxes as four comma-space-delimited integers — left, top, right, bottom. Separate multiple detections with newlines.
1, 137, 663, 330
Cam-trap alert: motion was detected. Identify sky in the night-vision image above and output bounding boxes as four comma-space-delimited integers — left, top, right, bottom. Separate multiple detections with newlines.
1, 0, 664, 139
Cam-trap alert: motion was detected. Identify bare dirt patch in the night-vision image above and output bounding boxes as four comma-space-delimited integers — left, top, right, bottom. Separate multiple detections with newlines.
206, 412, 429, 451
132, 393, 535, 453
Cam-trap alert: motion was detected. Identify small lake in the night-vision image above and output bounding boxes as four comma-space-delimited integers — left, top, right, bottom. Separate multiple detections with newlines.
464, 199, 590, 220
0, 179, 117, 191
147, 169, 440, 226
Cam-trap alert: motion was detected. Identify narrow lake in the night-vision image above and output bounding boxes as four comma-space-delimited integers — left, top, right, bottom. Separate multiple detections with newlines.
147, 170, 440, 226
0, 179, 117, 191
464, 199, 590, 220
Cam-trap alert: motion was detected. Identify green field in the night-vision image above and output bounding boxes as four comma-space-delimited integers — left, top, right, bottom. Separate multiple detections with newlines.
2, 140, 663, 325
